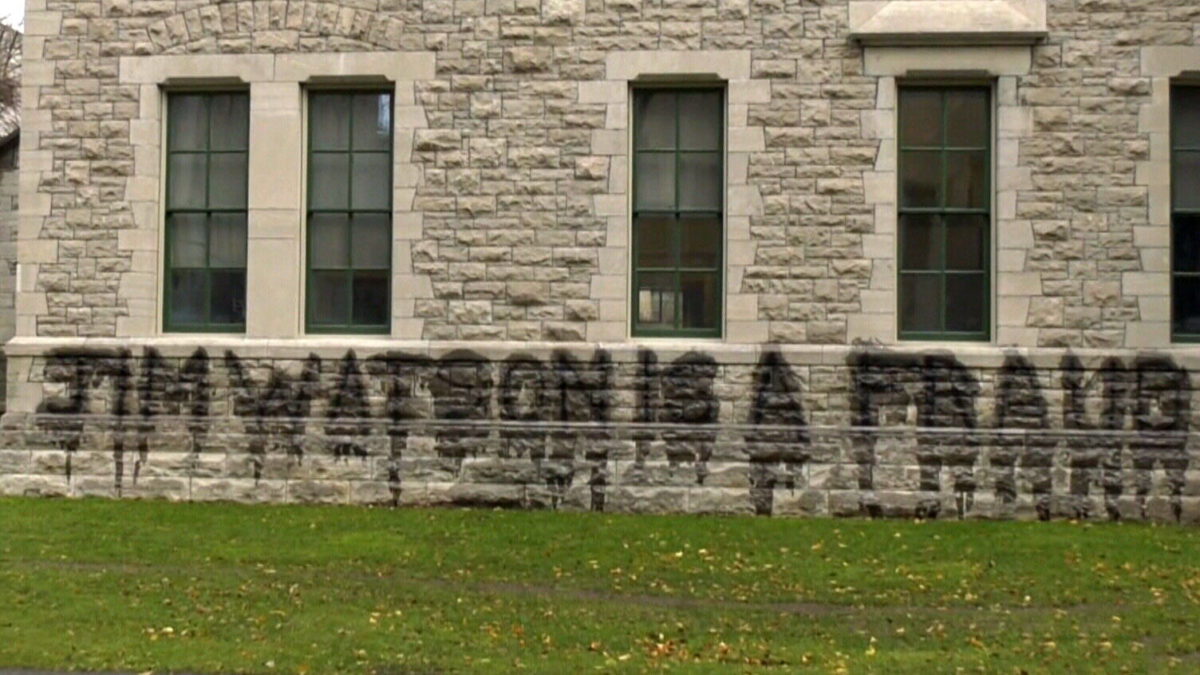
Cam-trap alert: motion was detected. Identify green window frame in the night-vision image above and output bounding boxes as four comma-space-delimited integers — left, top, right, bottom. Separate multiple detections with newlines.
1171, 86, 1200, 341
306, 90, 394, 334
163, 91, 249, 332
631, 87, 725, 338
897, 85, 992, 341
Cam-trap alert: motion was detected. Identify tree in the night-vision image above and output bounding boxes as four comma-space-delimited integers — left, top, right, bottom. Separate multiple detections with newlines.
0, 21, 18, 120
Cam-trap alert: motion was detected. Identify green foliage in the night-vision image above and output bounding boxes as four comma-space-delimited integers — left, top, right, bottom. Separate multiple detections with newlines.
2, 498, 1199, 673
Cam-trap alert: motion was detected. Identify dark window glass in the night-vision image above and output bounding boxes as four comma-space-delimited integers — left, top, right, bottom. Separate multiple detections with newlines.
900, 214, 940, 270
1172, 88, 1200, 340
632, 88, 724, 337
164, 92, 249, 332
307, 91, 393, 333
898, 87, 991, 340
900, 151, 942, 208
900, 274, 941, 333
899, 89, 942, 147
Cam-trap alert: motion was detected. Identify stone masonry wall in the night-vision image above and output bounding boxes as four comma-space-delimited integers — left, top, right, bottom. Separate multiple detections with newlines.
9, 1, 1200, 519
0, 144, 18, 411
15, 0, 1200, 345
2, 343, 1199, 522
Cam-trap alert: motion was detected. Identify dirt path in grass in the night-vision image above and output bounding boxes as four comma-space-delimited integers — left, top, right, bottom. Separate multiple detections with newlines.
4, 557, 1115, 620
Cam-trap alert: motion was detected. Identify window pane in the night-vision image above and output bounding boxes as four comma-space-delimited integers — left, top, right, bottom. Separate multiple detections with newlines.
352, 213, 390, 269
310, 213, 349, 269
680, 216, 721, 268
900, 214, 940, 271
169, 213, 207, 268
899, 89, 942, 147
351, 152, 391, 210
1174, 215, 1200, 273
1173, 151, 1200, 210
945, 274, 986, 333
945, 214, 988, 271
946, 90, 989, 148
209, 213, 247, 268
310, 271, 349, 325
1173, 276, 1200, 336
678, 152, 722, 211
679, 91, 722, 150
635, 92, 675, 150
311, 153, 350, 210
210, 93, 249, 151
169, 269, 206, 325
680, 272, 718, 329
635, 152, 675, 211
209, 270, 246, 325
900, 273, 941, 333
900, 150, 942, 208
208, 152, 248, 209
1173, 87, 1200, 149
168, 95, 207, 152
946, 151, 988, 209
168, 153, 207, 210
636, 272, 676, 328
311, 94, 350, 151
353, 93, 392, 151
352, 272, 389, 326
635, 216, 674, 268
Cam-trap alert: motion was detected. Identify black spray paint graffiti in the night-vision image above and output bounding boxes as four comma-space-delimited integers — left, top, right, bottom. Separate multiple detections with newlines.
365, 352, 434, 506
848, 350, 979, 519
36, 348, 210, 495
848, 348, 1192, 521
747, 349, 810, 515
994, 353, 1052, 520
497, 350, 613, 509
1058, 355, 1191, 521
225, 351, 319, 481
633, 350, 720, 486
31, 346, 1193, 520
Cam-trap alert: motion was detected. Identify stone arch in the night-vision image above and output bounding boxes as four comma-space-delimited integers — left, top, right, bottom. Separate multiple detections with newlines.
145, 1, 410, 55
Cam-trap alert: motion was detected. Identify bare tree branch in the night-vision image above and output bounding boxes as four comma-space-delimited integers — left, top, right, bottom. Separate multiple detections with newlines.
0, 22, 20, 111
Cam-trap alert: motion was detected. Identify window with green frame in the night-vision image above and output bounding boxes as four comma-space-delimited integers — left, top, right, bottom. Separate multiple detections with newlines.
898, 86, 991, 341
1171, 86, 1200, 341
164, 91, 249, 332
631, 88, 724, 338
306, 90, 393, 333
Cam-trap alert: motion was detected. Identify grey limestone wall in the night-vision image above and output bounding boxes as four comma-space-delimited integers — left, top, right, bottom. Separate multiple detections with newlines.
8, 1, 1200, 519
13, 0, 1199, 345
3, 343, 1199, 522
0, 143, 18, 411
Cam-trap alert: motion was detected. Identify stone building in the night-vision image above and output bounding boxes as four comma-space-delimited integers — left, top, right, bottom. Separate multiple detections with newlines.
3, 0, 1200, 521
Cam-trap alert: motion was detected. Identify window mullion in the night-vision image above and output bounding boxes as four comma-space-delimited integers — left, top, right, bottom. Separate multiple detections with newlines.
346, 224, 355, 327
939, 215, 948, 333
201, 97, 213, 326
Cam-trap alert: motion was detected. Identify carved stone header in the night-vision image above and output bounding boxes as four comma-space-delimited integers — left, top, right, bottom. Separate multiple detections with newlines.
848, 0, 1047, 47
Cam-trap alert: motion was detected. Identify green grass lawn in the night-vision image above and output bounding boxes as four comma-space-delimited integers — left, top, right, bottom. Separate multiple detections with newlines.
1, 499, 1199, 673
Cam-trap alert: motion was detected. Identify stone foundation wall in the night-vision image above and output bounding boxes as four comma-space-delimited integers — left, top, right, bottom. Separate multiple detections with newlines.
3, 341, 1197, 522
